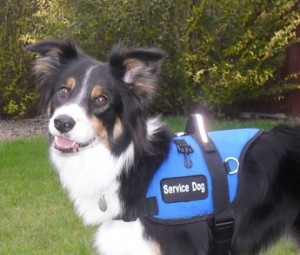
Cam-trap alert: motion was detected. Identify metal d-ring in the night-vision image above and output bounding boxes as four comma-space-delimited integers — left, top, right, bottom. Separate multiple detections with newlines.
224, 157, 239, 175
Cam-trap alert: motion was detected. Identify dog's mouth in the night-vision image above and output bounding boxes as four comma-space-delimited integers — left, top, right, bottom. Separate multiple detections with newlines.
54, 136, 96, 153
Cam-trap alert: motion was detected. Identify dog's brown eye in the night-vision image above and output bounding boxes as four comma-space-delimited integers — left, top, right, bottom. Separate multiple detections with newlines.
58, 87, 70, 98
95, 95, 108, 107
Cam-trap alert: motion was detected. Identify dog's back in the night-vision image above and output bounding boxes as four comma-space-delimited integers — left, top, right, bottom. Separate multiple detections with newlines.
231, 125, 300, 254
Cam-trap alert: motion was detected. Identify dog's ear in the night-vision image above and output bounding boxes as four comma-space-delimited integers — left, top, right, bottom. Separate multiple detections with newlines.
26, 40, 79, 110
109, 43, 167, 103
26, 40, 79, 82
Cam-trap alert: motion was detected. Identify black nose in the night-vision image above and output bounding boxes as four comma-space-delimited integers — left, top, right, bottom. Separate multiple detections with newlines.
54, 115, 76, 133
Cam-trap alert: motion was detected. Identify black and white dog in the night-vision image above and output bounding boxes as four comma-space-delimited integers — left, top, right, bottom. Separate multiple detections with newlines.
27, 40, 300, 255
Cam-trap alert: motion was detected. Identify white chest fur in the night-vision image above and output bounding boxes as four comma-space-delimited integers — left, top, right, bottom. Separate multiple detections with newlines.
50, 142, 161, 255
94, 220, 161, 255
50, 141, 134, 225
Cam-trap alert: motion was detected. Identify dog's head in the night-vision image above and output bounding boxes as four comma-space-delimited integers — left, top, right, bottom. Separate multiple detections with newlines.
27, 40, 167, 154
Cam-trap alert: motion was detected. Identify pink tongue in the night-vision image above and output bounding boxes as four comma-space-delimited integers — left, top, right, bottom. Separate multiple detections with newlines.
55, 136, 75, 149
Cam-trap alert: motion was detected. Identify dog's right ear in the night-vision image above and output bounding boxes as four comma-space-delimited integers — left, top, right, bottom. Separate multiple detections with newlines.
26, 40, 79, 85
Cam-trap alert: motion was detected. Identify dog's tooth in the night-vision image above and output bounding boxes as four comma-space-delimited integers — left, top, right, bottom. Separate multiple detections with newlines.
98, 195, 107, 212
72, 147, 79, 153
72, 143, 79, 152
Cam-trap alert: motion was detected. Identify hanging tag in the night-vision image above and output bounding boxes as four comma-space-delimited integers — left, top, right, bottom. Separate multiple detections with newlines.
99, 195, 107, 212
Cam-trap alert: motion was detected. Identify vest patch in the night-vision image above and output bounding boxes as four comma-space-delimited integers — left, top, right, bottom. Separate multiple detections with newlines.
161, 175, 208, 203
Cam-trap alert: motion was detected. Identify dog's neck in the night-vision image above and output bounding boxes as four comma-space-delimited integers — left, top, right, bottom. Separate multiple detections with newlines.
49, 117, 170, 226
50, 141, 134, 225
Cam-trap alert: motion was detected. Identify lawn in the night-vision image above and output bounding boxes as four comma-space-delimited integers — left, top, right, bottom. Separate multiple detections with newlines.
0, 118, 298, 255
0, 137, 96, 255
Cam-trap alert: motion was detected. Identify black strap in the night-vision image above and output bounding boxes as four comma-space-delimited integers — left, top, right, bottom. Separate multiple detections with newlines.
198, 136, 234, 254
186, 115, 234, 255
121, 197, 158, 222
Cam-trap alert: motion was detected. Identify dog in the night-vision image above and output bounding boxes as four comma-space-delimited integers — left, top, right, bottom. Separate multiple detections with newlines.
27, 40, 300, 255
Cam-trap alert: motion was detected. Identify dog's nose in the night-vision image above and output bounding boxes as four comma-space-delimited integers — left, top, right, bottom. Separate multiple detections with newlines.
54, 115, 76, 133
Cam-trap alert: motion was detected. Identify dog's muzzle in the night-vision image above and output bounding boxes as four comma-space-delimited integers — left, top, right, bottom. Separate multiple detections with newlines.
53, 114, 96, 153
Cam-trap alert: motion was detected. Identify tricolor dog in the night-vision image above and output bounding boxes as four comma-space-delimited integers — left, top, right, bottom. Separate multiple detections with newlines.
27, 40, 300, 255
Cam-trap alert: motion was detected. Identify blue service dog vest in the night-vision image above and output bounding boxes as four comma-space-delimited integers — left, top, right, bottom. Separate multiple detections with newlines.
146, 128, 262, 221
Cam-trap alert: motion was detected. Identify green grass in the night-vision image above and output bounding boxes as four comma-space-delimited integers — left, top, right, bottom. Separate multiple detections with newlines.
0, 118, 299, 254
262, 240, 297, 255
0, 137, 96, 255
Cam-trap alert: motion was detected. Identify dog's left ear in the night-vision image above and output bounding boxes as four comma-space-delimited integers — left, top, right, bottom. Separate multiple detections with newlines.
109, 43, 167, 103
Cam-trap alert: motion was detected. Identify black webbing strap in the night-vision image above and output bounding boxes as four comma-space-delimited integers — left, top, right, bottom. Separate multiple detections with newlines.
121, 197, 158, 222
185, 115, 234, 255
196, 135, 234, 254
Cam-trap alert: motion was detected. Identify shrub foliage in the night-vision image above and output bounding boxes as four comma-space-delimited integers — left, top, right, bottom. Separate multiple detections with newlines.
1, 0, 299, 117
181, 1, 300, 114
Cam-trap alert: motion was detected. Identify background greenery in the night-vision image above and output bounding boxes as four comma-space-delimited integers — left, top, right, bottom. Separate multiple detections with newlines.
0, 119, 299, 254
0, 0, 300, 117
0, 0, 300, 116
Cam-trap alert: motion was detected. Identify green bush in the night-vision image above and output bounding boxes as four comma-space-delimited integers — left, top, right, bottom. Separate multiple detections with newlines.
181, 0, 300, 115
1, 0, 299, 117
0, 0, 39, 117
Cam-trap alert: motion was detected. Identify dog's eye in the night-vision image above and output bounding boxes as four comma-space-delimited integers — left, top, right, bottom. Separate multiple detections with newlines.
95, 95, 108, 107
57, 87, 70, 98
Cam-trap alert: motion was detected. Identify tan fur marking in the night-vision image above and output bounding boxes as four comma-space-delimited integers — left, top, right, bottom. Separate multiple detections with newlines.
49, 48, 63, 57
33, 49, 63, 76
66, 77, 76, 91
33, 57, 55, 76
124, 58, 143, 71
90, 116, 110, 149
113, 118, 123, 139
135, 80, 156, 96
91, 86, 103, 99
124, 58, 156, 96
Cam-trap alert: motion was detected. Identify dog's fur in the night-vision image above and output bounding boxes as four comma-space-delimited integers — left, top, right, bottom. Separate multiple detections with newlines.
27, 40, 300, 255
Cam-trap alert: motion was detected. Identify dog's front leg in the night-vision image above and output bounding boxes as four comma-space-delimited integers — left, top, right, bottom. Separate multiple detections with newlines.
94, 220, 161, 255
